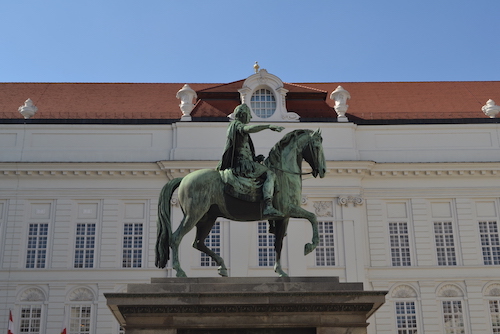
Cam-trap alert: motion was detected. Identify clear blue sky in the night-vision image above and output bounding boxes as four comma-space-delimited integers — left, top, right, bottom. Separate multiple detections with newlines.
1, 0, 498, 83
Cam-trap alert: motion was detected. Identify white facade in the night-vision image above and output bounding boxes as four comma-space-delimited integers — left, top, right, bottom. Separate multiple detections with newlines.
1, 119, 500, 334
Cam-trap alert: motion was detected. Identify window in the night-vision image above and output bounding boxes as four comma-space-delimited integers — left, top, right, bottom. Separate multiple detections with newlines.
26, 223, 48, 268
201, 221, 221, 267
250, 88, 276, 118
20, 305, 42, 333
74, 223, 95, 268
442, 300, 465, 334
389, 222, 411, 266
395, 301, 418, 334
123, 223, 143, 268
69, 306, 91, 334
258, 221, 275, 266
434, 222, 457, 266
479, 221, 500, 265
490, 299, 500, 333
315, 221, 335, 266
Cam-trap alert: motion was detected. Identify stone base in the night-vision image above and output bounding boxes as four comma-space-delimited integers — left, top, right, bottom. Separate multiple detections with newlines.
105, 277, 386, 334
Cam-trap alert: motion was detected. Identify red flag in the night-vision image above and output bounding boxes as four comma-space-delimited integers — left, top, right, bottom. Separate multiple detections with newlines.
60, 328, 66, 334
8, 310, 14, 334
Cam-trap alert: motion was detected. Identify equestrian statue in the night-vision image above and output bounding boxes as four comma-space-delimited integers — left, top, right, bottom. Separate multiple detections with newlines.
155, 104, 326, 277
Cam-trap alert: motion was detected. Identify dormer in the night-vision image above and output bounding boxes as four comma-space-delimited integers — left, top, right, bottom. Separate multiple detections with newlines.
238, 69, 300, 122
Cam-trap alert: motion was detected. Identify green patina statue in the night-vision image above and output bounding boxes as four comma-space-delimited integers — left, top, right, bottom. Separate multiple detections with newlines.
155, 104, 326, 277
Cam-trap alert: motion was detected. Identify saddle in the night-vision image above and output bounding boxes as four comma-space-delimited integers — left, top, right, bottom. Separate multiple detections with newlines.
219, 169, 264, 202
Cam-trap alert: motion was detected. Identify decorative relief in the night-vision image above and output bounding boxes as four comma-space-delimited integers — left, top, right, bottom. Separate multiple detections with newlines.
337, 196, 364, 206
485, 284, 500, 296
313, 201, 333, 217
391, 285, 417, 298
301, 195, 308, 205
170, 195, 179, 207
69, 287, 94, 301
437, 284, 463, 298
20, 288, 45, 302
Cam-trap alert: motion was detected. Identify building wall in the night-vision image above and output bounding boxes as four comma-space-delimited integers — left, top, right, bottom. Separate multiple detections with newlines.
1, 122, 500, 333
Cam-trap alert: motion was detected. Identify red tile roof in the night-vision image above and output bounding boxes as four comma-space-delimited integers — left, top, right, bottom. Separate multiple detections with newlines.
1, 81, 499, 122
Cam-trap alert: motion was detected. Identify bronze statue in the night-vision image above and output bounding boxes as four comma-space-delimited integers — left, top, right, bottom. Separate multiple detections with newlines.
156, 104, 326, 277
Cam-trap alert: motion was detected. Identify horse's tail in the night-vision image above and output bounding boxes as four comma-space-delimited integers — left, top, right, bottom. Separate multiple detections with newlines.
155, 177, 183, 269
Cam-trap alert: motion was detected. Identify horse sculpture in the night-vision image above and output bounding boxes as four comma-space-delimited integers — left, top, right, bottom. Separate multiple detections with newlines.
155, 129, 326, 277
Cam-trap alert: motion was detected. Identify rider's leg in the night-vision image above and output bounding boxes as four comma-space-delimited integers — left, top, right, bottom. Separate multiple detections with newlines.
262, 170, 284, 217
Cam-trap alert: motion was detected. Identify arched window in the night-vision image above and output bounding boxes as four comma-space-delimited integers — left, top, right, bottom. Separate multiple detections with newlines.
437, 284, 468, 334
250, 88, 276, 119
19, 287, 46, 334
484, 283, 500, 333
391, 285, 419, 334
67, 287, 95, 334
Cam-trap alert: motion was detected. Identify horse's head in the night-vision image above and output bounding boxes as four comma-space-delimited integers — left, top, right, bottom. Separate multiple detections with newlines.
303, 129, 326, 178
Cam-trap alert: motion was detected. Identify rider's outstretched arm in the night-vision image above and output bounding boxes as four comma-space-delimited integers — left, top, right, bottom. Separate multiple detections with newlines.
243, 124, 284, 133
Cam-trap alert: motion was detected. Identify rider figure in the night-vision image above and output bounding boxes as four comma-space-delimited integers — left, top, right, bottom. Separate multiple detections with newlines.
217, 104, 285, 217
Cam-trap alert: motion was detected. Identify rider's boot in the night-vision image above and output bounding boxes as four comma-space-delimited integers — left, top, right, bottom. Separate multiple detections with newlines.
263, 198, 284, 217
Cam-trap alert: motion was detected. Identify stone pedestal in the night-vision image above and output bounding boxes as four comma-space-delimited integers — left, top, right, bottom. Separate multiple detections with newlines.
105, 277, 386, 334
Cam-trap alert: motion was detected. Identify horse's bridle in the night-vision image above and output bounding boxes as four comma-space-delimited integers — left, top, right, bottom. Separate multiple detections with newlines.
269, 137, 317, 176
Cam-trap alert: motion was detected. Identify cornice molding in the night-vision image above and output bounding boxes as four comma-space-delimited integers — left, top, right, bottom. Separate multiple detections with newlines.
0, 162, 164, 178
1, 160, 499, 179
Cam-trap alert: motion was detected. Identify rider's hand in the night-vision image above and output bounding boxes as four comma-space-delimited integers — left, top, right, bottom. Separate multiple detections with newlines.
270, 125, 285, 132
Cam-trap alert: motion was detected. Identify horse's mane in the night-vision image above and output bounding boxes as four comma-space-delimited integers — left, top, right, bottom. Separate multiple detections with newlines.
266, 129, 312, 167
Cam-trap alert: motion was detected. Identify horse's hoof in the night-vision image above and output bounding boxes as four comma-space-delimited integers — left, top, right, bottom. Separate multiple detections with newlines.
278, 271, 289, 278
218, 267, 228, 277
304, 243, 315, 255
175, 270, 187, 277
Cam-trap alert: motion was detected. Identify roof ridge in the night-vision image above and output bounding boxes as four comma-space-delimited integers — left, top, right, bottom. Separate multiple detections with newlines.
285, 82, 328, 93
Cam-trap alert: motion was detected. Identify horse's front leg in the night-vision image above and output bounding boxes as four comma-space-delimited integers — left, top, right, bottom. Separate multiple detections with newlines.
288, 206, 319, 255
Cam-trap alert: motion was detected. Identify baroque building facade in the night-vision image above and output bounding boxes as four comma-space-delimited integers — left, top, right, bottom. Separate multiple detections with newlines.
1, 69, 500, 333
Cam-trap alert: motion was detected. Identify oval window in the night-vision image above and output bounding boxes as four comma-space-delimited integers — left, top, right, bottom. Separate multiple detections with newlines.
250, 88, 276, 118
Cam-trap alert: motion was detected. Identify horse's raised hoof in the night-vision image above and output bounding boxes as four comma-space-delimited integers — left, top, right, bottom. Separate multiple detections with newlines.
218, 267, 228, 277
304, 243, 315, 255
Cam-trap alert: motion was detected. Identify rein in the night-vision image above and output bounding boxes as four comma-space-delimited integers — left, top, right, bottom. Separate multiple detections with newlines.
269, 165, 312, 175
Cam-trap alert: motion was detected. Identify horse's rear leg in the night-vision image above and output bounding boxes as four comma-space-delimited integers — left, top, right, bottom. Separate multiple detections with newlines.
271, 218, 289, 277
193, 216, 228, 277
170, 212, 205, 277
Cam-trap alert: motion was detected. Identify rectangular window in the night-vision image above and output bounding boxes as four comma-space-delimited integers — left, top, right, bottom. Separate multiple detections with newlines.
315, 221, 335, 266
74, 223, 95, 268
26, 223, 48, 268
123, 223, 143, 268
442, 300, 464, 334
201, 221, 221, 267
395, 301, 418, 334
258, 221, 275, 266
490, 299, 500, 333
20, 305, 42, 333
434, 222, 457, 266
69, 306, 91, 334
389, 222, 411, 266
479, 221, 500, 265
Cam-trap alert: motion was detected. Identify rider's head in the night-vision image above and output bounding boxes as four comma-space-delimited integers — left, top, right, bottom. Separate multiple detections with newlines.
234, 104, 251, 123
